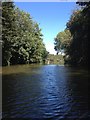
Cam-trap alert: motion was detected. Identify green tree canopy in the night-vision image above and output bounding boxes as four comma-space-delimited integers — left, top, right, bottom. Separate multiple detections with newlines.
54, 29, 71, 55
2, 2, 48, 66
54, 1, 89, 67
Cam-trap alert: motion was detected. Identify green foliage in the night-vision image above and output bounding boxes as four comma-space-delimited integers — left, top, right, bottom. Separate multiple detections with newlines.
2, 2, 48, 66
54, 2, 89, 67
45, 54, 64, 65
2, 2, 16, 66
54, 29, 71, 55
65, 3, 89, 66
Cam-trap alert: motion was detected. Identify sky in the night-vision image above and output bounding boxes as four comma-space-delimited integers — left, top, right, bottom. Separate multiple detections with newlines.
15, 2, 77, 54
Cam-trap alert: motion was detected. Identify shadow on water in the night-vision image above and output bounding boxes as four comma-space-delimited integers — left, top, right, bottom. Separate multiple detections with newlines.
2, 64, 89, 119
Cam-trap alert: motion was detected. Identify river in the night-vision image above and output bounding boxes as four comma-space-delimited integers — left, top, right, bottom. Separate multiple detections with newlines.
2, 64, 89, 119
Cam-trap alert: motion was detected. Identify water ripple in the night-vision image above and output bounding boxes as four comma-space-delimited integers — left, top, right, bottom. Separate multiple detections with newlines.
2, 65, 89, 119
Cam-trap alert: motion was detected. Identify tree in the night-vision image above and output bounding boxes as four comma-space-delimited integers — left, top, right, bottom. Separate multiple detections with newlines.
54, 1, 89, 67
2, 2, 48, 66
10, 8, 33, 64
54, 29, 71, 55
2, 2, 16, 66
66, 4, 89, 66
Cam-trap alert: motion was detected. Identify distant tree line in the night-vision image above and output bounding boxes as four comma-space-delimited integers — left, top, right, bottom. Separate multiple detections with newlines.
2, 2, 48, 66
54, 2, 89, 67
45, 54, 64, 65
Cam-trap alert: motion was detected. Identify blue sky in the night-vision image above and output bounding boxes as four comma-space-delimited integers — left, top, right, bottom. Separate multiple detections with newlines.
15, 2, 77, 54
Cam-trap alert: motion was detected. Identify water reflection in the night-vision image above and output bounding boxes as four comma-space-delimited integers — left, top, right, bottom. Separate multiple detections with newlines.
2, 65, 89, 119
